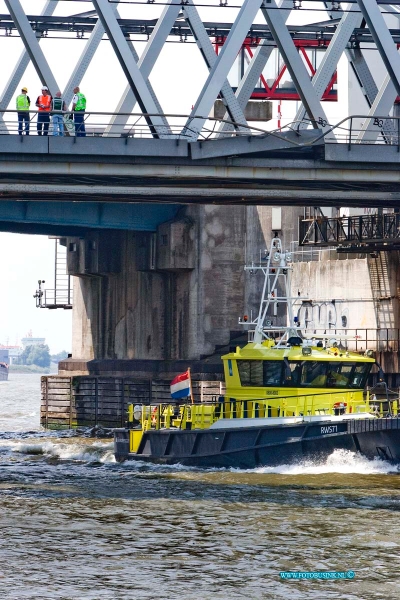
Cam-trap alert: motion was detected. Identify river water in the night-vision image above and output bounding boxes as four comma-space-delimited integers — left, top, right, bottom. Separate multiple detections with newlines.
0, 374, 399, 599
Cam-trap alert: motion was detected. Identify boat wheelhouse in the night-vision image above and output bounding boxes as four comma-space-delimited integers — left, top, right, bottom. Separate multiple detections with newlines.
223, 342, 374, 418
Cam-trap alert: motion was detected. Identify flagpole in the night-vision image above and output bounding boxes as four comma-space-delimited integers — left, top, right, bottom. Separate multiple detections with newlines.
188, 367, 194, 404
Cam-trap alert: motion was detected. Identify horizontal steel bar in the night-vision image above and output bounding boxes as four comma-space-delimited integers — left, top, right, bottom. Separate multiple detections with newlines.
1, 183, 400, 202
2, 13, 400, 44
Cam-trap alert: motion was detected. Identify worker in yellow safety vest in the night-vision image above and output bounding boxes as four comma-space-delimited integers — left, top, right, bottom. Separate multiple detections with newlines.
16, 87, 30, 135
71, 86, 86, 137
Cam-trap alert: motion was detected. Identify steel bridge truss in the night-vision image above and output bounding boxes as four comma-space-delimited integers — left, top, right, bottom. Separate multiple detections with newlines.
299, 213, 400, 251
216, 37, 338, 102
2, 0, 400, 140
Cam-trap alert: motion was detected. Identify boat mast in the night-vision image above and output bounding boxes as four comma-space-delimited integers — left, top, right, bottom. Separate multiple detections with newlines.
242, 237, 299, 344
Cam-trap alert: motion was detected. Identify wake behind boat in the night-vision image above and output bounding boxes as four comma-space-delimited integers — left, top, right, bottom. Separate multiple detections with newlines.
114, 237, 400, 468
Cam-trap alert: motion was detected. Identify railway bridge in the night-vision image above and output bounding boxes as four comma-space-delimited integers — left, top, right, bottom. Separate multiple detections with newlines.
1, 0, 400, 388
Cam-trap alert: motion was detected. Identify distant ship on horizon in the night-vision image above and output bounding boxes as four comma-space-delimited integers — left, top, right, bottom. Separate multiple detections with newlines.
0, 361, 8, 381
0, 347, 9, 381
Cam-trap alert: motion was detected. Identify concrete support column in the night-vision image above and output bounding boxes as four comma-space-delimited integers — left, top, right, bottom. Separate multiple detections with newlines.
68, 206, 253, 365
67, 205, 304, 374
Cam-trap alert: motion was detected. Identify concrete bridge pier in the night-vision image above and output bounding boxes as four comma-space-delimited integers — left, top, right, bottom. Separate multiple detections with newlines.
59, 205, 302, 378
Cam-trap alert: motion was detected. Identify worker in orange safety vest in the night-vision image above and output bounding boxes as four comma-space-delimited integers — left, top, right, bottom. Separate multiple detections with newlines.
35, 86, 52, 136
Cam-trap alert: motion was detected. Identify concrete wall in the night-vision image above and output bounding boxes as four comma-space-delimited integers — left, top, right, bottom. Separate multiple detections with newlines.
70, 206, 241, 362
291, 253, 400, 355
291, 258, 377, 334
72, 231, 169, 361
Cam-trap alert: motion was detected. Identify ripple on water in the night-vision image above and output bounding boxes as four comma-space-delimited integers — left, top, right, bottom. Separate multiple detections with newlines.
1, 375, 400, 599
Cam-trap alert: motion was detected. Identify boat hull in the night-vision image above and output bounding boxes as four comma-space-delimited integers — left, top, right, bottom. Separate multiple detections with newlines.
114, 418, 400, 468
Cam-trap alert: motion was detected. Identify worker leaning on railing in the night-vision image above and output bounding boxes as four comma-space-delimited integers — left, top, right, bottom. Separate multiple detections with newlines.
16, 86, 30, 136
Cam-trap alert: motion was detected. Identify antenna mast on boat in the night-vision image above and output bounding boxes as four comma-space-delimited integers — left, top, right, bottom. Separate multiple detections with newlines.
240, 237, 302, 345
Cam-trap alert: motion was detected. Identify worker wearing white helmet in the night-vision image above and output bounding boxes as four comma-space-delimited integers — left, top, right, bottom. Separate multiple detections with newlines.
35, 86, 52, 136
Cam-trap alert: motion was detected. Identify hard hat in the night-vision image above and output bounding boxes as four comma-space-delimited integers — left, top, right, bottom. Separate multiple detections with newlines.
41, 86, 48, 91
22, 87, 28, 92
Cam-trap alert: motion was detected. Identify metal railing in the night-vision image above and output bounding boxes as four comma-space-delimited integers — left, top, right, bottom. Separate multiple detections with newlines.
246, 328, 400, 353
290, 242, 339, 262
0, 109, 285, 141
299, 214, 400, 247
2, 110, 400, 146
135, 390, 384, 432
37, 288, 72, 310
294, 114, 400, 148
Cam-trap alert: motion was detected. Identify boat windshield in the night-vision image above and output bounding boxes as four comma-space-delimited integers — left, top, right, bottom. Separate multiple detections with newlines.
237, 360, 372, 389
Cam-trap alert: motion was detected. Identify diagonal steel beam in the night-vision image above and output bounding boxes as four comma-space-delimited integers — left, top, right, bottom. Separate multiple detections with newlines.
182, 0, 248, 132
357, 0, 400, 95
295, 10, 363, 127
4, 0, 59, 95
183, 0, 264, 140
353, 0, 400, 142
0, 0, 57, 127
346, 46, 379, 108
261, 1, 328, 129
63, 1, 121, 108
92, 0, 170, 138
106, 0, 181, 135
336, 20, 397, 143
323, 4, 380, 111
345, 44, 398, 142
108, 36, 171, 136
357, 73, 398, 142
217, 0, 293, 136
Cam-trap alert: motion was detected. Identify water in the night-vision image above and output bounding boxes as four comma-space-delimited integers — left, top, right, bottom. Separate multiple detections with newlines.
1, 374, 400, 599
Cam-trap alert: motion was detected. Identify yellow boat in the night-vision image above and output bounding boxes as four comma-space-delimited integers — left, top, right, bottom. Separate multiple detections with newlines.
114, 238, 399, 467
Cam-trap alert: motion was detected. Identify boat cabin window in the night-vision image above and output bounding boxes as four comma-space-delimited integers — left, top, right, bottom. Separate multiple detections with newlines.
238, 360, 263, 386
237, 360, 372, 388
238, 360, 283, 387
351, 363, 372, 388
283, 361, 302, 386
264, 361, 283, 386
297, 361, 372, 389
301, 361, 327, 387
326, 362, 353, 388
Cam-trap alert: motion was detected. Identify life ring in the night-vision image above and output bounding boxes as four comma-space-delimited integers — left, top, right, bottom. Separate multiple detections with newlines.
333, 402, 347, 409
333, 401, 347, 414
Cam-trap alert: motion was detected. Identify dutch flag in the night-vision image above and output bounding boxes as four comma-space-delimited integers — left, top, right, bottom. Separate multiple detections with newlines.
170, 370, 191, 399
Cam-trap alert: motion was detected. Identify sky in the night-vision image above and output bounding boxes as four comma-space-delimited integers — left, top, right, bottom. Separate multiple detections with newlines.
0, 1, 390, 353
0, 233, 72, 353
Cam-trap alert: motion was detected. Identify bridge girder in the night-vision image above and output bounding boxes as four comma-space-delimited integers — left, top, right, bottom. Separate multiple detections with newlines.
0, 136, 400, 209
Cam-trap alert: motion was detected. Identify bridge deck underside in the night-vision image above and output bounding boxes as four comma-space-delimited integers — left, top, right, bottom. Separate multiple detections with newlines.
0, 138, 400, 234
